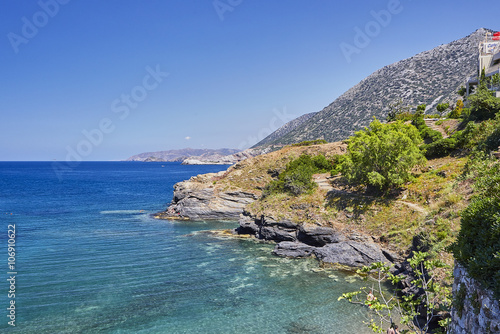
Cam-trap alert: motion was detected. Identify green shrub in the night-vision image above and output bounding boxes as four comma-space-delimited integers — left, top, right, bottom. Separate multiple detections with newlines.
263, 153, 332, 197
467, 83, 500, 121
422, 137, 458, 158
341, 118, 426, 190
411, 113, 443, 144
450, 159, 500, 297
330, 154, 347, 176
420, 121, 481, 158
421, 127, 443, 143
393, 111, 414, 122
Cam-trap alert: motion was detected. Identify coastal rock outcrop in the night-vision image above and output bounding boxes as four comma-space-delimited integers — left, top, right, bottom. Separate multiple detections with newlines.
155, 172, 258, 220
237, 212, 393, 267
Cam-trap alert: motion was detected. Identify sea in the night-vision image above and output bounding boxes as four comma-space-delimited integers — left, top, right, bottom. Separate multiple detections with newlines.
0, 161, 375, 334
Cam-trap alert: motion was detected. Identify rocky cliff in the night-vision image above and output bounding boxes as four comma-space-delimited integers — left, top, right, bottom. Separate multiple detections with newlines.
155, 142, 346, 221
181, 148, 268, 165
448, 265, 500, 333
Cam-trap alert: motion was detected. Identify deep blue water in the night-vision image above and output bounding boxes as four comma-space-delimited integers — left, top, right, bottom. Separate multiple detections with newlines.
0, 162, 372, 333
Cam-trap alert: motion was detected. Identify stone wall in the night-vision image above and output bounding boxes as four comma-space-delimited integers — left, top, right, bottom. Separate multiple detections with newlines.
448, 264, 500, 333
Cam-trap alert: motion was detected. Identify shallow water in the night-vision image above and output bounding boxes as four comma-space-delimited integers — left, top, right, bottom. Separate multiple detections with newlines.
0, 162, 374, 333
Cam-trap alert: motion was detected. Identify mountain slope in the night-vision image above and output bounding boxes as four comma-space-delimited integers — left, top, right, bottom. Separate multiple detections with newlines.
261, 28, 488, 146
251, 111, 318, 148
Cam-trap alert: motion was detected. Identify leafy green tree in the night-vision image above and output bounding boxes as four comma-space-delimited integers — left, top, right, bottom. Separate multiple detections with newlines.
339, 252, 451, 333
480, 67, 486, 84
415, 104, 426, 117
436, 103, 449, 117
341, 118, 426, 190
491, 73, 500, 91
449, 99, 464, 119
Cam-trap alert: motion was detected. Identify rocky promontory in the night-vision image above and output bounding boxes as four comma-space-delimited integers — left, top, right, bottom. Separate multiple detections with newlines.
154, 171, 258, 220
155, 142, 346, 221
154, 141, 466, 271
154, 141, 403, 267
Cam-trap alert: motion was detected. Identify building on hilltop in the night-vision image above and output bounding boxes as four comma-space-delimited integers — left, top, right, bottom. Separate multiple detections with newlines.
467, 30, 500, 97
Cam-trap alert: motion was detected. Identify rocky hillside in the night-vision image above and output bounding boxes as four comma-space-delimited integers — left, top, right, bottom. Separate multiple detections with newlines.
257, 28, 488, 146
252, 112, 317, 148
125, 148, 239, 162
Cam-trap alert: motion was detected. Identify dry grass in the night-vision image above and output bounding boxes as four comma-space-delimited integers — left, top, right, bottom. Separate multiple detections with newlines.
213, 142, 346, 195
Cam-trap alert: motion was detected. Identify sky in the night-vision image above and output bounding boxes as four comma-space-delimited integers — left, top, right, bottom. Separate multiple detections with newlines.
1, 0, 499, 161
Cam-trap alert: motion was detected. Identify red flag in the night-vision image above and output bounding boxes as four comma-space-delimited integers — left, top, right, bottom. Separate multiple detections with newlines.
493, 32, 500, 36
493, 36, 500, 41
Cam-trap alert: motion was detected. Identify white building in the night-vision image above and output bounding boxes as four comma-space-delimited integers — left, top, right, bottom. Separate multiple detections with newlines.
467, 31, 500, 97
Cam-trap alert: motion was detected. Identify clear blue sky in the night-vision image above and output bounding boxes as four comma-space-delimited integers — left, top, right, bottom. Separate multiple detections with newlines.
1, 0, 499, 161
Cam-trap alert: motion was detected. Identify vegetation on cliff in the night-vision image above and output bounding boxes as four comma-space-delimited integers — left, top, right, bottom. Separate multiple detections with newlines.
337, 79, 500, 332
340, 118, 426, 190
263, 153, 333, 197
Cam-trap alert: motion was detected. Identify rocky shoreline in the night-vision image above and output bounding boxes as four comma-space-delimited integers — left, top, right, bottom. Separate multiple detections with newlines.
236, 211, 397, 267
154, 169, 399, 268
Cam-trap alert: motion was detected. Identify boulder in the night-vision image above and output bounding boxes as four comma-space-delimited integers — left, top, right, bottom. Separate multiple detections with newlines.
237, 213, 259, 235
273, 241, 316, 258
297, 225, 345, 246
313, 241, 390, 267
258, 218, 298, 242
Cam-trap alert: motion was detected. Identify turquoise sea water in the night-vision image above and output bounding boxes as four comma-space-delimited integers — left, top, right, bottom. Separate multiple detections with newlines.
0, 162, 373, 333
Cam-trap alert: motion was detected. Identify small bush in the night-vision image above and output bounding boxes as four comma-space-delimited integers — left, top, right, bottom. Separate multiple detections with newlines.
393, 111, 413, 122
263, 154, 333, 197
420, 122, 478, 158
330, 154, 347, 176
467, 83, 500, 121
422, 137, 458, 158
